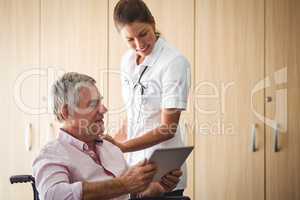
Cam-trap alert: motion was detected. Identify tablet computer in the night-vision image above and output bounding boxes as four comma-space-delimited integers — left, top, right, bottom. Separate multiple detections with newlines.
148, 146, 194, 181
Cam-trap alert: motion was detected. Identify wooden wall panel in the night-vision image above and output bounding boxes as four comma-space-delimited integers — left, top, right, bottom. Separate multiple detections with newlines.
107, 0, 128, 136
0, 0, 40, 199
265, 0, 300, 199
39, 0, 108, 145
195, 0, 265, 199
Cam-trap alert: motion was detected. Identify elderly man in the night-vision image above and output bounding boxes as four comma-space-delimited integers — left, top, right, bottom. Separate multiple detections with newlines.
33, 72, 181, 200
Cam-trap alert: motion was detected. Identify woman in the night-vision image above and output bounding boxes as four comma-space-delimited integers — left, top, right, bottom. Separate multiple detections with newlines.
106, 0, 191, 196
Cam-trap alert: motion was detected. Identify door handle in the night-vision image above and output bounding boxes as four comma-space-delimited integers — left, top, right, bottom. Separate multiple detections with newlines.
181, 122, 189, 146
25, 123, 32, 151
251, 124, 257, 152
273, 123, 280, 152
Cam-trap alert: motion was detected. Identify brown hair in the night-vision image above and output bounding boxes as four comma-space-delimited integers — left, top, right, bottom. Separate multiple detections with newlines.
113, 0, 160, 36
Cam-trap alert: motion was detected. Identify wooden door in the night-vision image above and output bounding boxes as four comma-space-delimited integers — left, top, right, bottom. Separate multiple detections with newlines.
108, 0, 128, 136
195, 0, 265, 199
265, 0, 300, 199
0, 0, 40, 199
39, 0, 108, 146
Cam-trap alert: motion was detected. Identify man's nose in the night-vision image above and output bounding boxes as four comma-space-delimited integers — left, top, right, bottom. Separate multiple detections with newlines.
98, 104, 107, 114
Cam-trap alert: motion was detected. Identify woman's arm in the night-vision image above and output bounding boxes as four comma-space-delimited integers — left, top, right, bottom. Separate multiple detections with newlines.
113, 118, 128, 142
107, 108, 181, 153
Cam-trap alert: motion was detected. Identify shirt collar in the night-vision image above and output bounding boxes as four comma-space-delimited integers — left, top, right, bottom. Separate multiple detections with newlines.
58, 129, 103, 152
136, 37, 165, 67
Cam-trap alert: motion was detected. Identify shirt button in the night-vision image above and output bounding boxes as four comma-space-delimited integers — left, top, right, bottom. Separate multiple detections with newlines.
83, 144, 88, 151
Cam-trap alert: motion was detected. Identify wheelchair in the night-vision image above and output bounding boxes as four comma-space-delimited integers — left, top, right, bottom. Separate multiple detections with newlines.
10, 175, 190, 200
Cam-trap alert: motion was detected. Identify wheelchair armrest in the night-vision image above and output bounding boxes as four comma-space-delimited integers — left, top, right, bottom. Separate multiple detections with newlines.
10, 175, 35, 184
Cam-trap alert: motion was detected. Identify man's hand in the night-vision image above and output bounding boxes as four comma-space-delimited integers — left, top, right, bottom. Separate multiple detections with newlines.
119, 160, 157, 194
137, 182, 165, 198
82, 160, 157, 200
159, 169, 182, 192
137, 169, 182, 198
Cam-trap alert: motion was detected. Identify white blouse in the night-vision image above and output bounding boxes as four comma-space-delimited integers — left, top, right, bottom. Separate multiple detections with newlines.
120, 37, 191, 189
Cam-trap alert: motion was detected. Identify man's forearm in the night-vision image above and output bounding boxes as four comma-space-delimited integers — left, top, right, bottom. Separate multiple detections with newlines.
82, 177, 128, 200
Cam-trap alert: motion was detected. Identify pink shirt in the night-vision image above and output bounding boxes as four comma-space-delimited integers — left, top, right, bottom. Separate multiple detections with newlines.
33, 130, 129, 200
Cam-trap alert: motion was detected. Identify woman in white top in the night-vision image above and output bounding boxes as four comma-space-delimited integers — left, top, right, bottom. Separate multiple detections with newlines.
106, 0, 191, 196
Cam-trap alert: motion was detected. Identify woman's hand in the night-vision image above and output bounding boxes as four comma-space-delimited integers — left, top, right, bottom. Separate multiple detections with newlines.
102, 134, 127, 152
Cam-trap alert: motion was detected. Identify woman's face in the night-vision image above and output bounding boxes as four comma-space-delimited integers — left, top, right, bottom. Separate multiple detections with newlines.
120, 22, 157, 58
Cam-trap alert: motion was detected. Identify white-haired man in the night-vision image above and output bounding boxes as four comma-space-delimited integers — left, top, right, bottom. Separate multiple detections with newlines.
33, 72, 181, 200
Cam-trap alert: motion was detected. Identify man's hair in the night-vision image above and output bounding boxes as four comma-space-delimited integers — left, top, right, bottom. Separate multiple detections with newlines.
51, 72, 96, 122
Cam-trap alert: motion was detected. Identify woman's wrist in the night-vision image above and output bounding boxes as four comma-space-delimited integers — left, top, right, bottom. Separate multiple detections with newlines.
118, 142, 129, 152
102, 135, 128, 152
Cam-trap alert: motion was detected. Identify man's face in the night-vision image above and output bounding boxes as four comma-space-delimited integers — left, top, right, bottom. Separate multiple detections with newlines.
69, 84, 107, 141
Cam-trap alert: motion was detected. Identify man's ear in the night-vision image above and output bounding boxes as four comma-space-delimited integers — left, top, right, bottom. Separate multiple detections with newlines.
60, 104, 69, 120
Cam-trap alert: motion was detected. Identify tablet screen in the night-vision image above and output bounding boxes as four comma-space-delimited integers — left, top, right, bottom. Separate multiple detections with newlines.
148, 146, 194, 181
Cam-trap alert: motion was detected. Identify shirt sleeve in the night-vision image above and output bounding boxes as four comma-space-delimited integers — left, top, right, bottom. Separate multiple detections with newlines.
33, 156, 82, 200
161, 56, 191, 110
